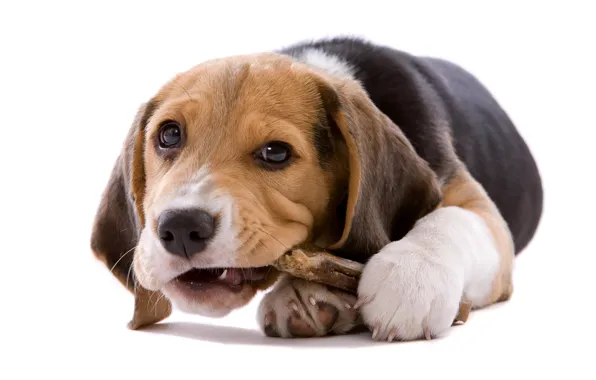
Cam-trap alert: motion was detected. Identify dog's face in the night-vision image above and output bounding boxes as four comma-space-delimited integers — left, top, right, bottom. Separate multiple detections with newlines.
91, 52, 441, 323
133, 54, 352, 316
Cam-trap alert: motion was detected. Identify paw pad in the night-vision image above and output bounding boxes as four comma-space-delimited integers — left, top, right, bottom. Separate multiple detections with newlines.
258, 277, 360, 338
263, 311, 278, 337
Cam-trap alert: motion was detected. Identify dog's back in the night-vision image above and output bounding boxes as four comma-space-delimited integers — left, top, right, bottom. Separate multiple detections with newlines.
280, 37, 543, 253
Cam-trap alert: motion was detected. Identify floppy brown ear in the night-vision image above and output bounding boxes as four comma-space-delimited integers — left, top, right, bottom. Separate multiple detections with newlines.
316, 77, 442, 260
90, 101, 172, 329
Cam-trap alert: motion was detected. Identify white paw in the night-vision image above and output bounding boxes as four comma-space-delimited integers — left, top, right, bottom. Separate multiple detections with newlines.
357, 238, 465, 341
257, 276, 361, 338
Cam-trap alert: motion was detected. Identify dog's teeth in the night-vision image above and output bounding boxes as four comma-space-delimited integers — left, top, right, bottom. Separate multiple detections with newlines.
218, 269, 228, 280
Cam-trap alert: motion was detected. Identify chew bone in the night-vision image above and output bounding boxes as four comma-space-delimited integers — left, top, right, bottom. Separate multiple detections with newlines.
274, 246, 472, 325
273, 246, 364, 293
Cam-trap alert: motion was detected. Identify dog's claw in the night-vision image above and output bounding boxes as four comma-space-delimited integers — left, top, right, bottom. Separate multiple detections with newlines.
387, 328, 398, 342
424, 327, 432, 341
309, 296, 316, 306
353, 296, 370, 310
372, 324, 380, 340
263, 311, 278, 337
289, 301, 299, 312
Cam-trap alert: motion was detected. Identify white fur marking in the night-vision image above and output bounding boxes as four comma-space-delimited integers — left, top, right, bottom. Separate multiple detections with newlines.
296, 49, 355, 78
134, 165, 241, 293
357, 206, 500, 341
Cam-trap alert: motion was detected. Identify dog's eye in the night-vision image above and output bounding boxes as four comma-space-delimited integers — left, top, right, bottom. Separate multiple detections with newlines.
256, 141, 292, 167
158, 121, 182, 148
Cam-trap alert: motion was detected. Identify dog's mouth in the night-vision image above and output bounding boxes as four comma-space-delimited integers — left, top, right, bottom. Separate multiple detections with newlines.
174, 267, 272, 293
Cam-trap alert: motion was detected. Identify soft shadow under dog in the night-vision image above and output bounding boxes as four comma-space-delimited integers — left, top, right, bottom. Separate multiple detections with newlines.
140, 322, 382, 348
138, 303, 502, 347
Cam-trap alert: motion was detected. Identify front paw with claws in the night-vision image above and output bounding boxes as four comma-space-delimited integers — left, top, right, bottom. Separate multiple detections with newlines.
257, 275, 361, 338
356, 239, 464, 342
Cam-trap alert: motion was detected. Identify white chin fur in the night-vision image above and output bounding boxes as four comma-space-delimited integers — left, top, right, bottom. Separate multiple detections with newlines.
161, 285, 233, 318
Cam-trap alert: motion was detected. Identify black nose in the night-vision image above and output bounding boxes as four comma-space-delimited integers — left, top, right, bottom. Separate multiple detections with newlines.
157, 208, 215, 258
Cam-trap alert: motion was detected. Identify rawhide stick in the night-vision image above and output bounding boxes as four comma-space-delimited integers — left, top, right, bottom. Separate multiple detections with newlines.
274, 246, 472, 325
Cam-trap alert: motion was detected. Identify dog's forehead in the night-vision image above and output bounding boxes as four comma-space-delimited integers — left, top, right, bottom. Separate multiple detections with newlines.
156, 53, 322, 114
146, 53, 326, 173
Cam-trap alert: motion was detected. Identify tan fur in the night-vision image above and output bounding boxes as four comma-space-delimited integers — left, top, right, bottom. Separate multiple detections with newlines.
128, 286, 172, 330
441, 167, 515, 304
95, 51, 501, 327
119, 54, 353, 317
124, 52, 441, 318
140, 54, 342, 268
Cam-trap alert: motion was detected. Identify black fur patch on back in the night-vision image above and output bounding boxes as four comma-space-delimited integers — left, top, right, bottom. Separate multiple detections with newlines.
279, 36, 543, 255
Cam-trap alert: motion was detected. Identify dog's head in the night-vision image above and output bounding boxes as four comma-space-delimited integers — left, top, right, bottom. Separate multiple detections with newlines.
91, 52, 441, 324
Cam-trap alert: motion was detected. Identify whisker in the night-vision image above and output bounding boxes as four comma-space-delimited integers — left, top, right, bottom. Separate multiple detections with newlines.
109, 246, 136, 274
126, 258, 135, 290
259, 238, 271, 251
257, 238, 277, 279
259, 226, 290, 252
151, 293, 167, 314
236, 241, 250, 279
151, 290, 160, 306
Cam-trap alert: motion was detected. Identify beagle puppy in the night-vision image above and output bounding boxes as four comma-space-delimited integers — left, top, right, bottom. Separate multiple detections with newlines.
91, 37, 543, 341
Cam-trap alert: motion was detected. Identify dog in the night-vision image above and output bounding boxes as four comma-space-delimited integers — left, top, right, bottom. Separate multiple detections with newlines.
91, 37, 543, 341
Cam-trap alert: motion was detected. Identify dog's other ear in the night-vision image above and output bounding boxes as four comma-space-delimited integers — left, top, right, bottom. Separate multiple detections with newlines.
315, 76, 442, 260
90, 101, 172, 329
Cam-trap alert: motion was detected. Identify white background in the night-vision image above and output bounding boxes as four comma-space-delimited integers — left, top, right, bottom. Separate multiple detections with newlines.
1, 1, 595, 379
